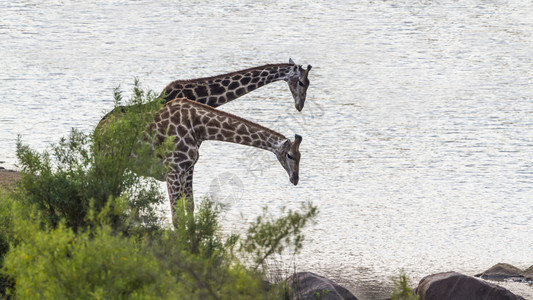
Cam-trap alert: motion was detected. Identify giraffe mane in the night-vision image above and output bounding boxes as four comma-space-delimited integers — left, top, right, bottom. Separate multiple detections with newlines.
166, 63, 293, 85
165, 98, 288, 140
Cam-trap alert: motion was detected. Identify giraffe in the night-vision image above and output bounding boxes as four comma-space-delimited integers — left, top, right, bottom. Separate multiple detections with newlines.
147, 98, 302, 220
103, 59, 311, 122
160, 58, 312, 111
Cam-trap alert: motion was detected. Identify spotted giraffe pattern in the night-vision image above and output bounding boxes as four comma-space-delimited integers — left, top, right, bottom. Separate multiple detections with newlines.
161, 60, 312, 111
149, 98, 302, 222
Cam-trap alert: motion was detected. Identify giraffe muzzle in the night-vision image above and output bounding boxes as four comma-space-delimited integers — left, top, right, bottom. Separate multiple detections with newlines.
290, 174, 299, 185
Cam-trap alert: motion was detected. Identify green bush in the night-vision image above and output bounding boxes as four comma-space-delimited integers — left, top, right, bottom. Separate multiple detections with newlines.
391, 271, 419, 300
2, 193, 316, 298
1, 81, 319, 299
15, 79, 172, 233
3, 200, 180, 299
0, 192, 18, 297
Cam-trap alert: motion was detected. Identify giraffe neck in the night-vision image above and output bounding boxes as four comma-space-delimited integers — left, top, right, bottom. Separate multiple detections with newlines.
161, 63, 294, 107
185, 101, 288, 153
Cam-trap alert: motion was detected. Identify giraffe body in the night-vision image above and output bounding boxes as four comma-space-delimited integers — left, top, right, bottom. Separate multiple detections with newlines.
149, 98, 302, 219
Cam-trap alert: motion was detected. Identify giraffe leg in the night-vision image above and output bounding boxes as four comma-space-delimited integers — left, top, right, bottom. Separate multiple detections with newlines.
166, 172, 187, 225
183, 166, 195, 212
166, 168, 196, 226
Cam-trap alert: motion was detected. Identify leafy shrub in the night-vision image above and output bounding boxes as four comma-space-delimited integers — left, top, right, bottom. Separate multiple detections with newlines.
0, 193, 18, 297
391, 271, 419, 300
240, 202, 318, 271
3, 202, 180, 299
2, 193, 316, 298
15, 79, 172, 233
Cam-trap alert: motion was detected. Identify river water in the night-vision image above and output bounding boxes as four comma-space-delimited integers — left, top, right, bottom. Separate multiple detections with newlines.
1, 1, 532, 298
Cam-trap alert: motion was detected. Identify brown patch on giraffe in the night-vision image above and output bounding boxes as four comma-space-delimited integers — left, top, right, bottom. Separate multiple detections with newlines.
240, 77, 251, 85
195, 85, 208, 97
242, 136, 252, 144
221, 129, 234, 138
228, 81, 240, 90
236, 88, 246, 96
183, 136, 195, 145
207, 97, 218, 106
209, 83, 226, 95
236, 125, 248, 135
176, 152, 188, 161
207, 127, 218, 135
182, 89, 195, 100
186, 149, 197, 158
160, 109, 170, 120
160, 119, 169, 130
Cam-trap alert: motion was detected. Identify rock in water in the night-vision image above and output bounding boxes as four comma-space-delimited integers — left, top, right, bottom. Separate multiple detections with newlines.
475, 263, 524, 281
522, 265, 533, 281
287, 272, 358, 300
415, 271, 525, 300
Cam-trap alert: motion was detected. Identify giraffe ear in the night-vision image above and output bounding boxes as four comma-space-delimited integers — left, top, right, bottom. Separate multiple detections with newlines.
289, 58, 295, 65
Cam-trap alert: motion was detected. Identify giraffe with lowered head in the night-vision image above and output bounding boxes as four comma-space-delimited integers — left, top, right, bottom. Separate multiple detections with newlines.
105, 59, 311, 118
146, 98, 302, 220
160, 58, 312, 111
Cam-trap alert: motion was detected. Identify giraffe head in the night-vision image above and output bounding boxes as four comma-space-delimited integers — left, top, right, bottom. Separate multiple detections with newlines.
276, 134, 302, 185
287, 59, 312, 112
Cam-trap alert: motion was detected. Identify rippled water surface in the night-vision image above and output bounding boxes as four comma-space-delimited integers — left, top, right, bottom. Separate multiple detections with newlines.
1, 1, 532, 298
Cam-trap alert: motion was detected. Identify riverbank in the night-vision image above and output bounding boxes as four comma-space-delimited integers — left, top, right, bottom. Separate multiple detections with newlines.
0, 167, 20, 191
1, 168, 531, 299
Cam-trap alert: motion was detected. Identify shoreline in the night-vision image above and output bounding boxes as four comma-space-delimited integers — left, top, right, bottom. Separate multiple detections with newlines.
0, 168, 531, 299
0, 167, 21, 191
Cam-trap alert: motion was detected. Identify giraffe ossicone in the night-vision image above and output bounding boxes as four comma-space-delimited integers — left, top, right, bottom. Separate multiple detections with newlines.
149, 98, 303, 220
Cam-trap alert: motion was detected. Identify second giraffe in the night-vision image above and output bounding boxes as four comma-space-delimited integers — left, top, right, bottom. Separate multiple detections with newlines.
147, 98, 302, 220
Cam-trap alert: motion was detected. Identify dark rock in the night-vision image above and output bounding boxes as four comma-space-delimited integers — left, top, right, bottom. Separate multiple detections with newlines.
475, 263, 525, 281
415, 271, 525, 300
287, 272, 357, 300
522, 265, 533, 280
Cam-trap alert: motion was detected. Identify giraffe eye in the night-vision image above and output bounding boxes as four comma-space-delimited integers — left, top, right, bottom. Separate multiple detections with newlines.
298, 80, 305, 87
287, 153, 294, 160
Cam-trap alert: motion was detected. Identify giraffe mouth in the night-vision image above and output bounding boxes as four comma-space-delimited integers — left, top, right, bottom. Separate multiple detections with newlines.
290, 174, 299, 185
